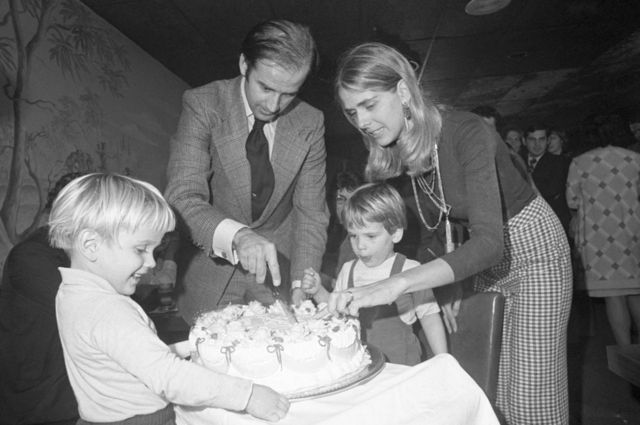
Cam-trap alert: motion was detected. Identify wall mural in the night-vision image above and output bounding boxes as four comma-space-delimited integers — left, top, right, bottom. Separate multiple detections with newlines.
0, 0, 188, 269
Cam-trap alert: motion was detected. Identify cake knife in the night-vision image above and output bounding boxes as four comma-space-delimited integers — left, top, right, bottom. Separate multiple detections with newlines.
265, 271, 298, 323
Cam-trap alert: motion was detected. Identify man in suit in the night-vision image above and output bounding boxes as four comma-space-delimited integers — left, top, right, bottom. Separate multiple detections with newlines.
165, 20, 329, 323
523, 126, 571, 233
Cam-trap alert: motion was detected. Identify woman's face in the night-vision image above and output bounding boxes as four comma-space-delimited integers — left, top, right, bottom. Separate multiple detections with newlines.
338, 87, 405, 148
548, 133, 563, 155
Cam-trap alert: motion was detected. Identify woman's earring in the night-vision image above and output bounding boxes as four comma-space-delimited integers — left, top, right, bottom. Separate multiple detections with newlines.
402, 102, 411, 131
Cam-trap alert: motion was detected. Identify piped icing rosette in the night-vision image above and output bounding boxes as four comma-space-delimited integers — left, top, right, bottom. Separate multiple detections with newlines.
189, 300, 371, 395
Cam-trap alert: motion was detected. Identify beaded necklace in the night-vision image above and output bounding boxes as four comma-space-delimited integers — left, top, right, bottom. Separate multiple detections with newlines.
410, 144, 455, 253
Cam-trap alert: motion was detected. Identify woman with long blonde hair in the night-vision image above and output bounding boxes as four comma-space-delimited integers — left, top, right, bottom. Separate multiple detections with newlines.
331, 42, 572, 425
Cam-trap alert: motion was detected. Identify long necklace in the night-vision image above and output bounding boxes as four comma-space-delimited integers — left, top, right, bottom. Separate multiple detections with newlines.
411, 144, 455, 253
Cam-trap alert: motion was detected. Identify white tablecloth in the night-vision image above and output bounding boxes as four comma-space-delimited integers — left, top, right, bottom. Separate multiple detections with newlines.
176, 353, 500, 425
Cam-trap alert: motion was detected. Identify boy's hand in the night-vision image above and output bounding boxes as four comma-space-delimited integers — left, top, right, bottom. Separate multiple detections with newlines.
301, 268, 321, 296
245, 384, 290, 422
290, 287, 307, 307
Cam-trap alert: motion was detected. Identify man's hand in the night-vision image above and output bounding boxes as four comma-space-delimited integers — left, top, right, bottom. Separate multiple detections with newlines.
233, 228, 281, 286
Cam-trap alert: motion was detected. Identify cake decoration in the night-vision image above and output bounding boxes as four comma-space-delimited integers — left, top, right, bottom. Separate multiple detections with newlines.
188, 300, 372, 395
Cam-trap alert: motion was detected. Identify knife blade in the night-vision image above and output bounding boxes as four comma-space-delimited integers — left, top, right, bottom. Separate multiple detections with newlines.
265, 271, 297, 323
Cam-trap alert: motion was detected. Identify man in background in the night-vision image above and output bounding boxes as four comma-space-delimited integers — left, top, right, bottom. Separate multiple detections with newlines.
523, 126, 571, 233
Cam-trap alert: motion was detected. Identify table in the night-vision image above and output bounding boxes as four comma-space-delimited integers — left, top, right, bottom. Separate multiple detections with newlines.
607, 344, 640, 387
175, 353, 499, 425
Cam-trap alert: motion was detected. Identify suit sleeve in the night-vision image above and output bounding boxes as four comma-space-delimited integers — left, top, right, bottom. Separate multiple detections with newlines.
288, 113, 330, 281
165, 90, 230, 253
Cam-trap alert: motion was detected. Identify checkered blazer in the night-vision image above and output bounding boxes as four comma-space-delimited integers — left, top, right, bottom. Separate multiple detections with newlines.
165, 76, 329, 321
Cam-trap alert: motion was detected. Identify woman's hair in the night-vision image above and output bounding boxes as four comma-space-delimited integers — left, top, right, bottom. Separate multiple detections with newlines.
342, 182, 407, 234
334, 42, 442, 181
49, 173, 175, 250
549, 128, 567, 145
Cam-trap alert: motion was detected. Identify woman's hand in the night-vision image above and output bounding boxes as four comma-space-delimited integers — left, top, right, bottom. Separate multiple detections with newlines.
328, 278, 405, 316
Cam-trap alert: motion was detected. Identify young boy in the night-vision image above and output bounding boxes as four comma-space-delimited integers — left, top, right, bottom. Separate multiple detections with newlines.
301, 183, 447, 365
49, 173, 289, 424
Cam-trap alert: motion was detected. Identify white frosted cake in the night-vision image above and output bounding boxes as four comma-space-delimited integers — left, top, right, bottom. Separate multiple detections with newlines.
188, 300, 371, 396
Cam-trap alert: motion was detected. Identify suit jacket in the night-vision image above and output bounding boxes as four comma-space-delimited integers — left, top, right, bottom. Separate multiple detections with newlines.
526, 152, 571, 231
165, 77, 329, 322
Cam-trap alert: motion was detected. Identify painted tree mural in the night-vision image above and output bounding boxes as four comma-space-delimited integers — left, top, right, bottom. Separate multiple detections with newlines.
0, 0, 130, 244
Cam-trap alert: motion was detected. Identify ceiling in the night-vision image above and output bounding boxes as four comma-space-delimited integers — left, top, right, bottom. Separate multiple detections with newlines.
80, 0, 640, 157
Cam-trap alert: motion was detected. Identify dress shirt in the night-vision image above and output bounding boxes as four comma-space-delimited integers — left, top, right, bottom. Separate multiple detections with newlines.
56, 268, 253, 422
335, 254, 440, 324
527, 154, 543, 172
211, 77, 277, 264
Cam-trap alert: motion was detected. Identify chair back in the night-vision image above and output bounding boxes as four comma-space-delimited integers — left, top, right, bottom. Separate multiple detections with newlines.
449, 291, 504, 404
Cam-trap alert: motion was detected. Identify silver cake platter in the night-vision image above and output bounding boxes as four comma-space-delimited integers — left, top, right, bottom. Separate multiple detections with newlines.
286, 345, 386, 402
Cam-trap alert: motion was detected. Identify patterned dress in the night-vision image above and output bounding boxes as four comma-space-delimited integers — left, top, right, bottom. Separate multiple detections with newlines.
566, 146, 640, 296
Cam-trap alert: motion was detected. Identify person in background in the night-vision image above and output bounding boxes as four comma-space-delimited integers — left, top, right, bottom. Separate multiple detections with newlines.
51, 173, 290, 424
523, 125, 572, 233
301, 183, 447, 364
502, 125, 525, 155
0, 172, 83, 425
471, 105, 501, 131
625, 111, 640, 153
332, 169, 362, 272
472, 106, 530, 185
548, 128, 568, 156
567, 115, 640, 346
165, 19, 329, 322
331, 42, 572, 425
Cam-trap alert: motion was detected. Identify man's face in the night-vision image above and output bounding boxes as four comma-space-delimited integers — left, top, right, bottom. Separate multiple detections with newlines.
240, 55, 310, 122
525, 129, 548, 157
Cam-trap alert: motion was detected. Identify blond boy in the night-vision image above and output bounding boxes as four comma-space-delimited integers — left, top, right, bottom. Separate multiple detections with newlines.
50, 173, 289, 424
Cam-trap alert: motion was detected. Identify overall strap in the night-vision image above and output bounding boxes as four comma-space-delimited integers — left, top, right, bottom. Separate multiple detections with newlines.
389, 253, 406, 276
347, 259, 357, 289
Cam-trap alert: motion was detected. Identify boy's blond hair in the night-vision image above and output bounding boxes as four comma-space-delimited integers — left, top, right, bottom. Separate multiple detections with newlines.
342, 182, 407, 234
48, 173, 175, 250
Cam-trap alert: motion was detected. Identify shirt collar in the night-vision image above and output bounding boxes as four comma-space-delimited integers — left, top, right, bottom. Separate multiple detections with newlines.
240, 77, 252, 122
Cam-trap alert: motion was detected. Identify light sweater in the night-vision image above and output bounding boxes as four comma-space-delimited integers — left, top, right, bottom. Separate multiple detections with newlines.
55, 268, 253, 422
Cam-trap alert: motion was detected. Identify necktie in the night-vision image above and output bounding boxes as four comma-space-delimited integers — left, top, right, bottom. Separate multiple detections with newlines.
246, 119, 274, 221
528, 156, 538, 173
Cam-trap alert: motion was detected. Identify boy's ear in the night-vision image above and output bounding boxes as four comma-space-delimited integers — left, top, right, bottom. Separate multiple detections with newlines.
78, 229, 101, 262
392, 228, 404, 244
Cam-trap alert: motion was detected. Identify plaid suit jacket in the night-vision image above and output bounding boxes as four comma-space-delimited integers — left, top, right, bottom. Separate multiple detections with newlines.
165, 77, 329, 322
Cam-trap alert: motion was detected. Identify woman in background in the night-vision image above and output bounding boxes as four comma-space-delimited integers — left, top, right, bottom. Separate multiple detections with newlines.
331, 42, 572, 425
567, 114, 640, 346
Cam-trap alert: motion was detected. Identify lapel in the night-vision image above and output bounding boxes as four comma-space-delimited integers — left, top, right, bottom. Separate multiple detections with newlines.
213, 80, 311, 225
257, 102, 309, 224
214, 77, 252, 223
531, 153, 549, 180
